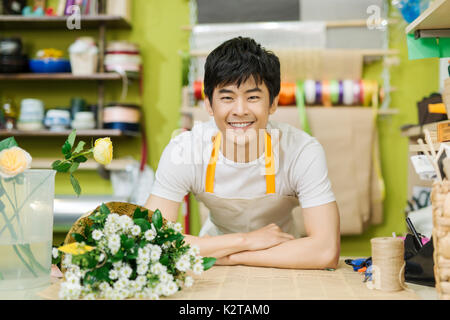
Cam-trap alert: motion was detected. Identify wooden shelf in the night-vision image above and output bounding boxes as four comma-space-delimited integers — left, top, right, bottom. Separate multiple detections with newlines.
405, 0, 450, 34
0, 129, 140, 138
0, 15, 131, 30
0, 73, 123, 81
189, 49, 399, 58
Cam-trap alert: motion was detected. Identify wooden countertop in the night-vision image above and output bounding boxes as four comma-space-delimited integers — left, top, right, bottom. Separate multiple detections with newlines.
31, 258, 437, 300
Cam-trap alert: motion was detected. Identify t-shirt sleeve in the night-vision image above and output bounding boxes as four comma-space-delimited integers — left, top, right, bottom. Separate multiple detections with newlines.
290, 139, 336, 208
150, 134, 194, 203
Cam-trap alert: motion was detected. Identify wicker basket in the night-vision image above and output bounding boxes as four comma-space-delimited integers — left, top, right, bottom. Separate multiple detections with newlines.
63, 201, 166, 246
431, 180, 450, 300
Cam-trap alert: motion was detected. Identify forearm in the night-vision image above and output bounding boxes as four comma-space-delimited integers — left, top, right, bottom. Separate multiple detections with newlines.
227, 236, 340, 269
183, 233, 248, 259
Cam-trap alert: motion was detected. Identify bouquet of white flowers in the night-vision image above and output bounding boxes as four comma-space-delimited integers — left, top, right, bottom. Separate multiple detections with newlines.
54, 202, 216, 300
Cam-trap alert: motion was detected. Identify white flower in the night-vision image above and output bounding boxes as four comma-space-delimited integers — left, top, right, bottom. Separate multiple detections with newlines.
114, 278, 129, 290
131, 225, 141, 236
162, 241, 171, 249
99, 282, 110, 292
137, 254, 150, 266
137, 264, 148, 275
130, 280, 142, 292
159, 272, 173, 283
163, 281, 179, 296
175, 257, 190, 272
52, 248, 59, 259
136, 275, 147, 287
150, 263, 165, 275
92, 229, 103, 241
189, 245, 200, 256
166, 221, 174, 229
109, 269, 119, 280
83, 293, 96, 300
118, 215, 133, 232
62, 254, 72, 267
173, 222, 183, 233
112, 261, 123, 269
98, 253, 105, 263
150, 249, 161, 262
193, 262, 204, 275
144, 229, 156, 241
184, 276, 194, 288
138, 247, 150, 258
120, 265, 133, 279
134, 291, 146, 299
59, 282, 82, 300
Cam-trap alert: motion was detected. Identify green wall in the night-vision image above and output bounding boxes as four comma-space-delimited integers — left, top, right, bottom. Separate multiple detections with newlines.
1, 2, 440, 256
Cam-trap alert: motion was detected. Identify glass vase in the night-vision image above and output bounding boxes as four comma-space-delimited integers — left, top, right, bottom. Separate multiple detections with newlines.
0, 170, 56, 290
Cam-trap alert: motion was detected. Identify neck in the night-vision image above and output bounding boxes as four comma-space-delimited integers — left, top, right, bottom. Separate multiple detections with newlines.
220, 132, 266, 163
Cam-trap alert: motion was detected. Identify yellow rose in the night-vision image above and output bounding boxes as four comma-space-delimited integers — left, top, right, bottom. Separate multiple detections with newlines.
93, 138, 113, 165
0, 147, 32, 178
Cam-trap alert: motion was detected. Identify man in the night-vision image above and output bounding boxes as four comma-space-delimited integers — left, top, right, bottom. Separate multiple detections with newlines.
145, 37, 340, 269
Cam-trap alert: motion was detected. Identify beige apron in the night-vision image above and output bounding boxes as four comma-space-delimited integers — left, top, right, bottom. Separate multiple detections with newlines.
196, 130, 301, 238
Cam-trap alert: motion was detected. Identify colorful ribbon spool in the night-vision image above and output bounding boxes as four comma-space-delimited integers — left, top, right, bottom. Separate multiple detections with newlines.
304, 80, 316, 105
342, 80, 354, 105
329, 80, 340, 105
278, 82, 297, 106
193, 81, 204, 101
321, 80, 332, 107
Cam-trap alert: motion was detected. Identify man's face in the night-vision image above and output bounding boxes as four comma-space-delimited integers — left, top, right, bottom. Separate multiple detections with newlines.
205, 77, 278, 147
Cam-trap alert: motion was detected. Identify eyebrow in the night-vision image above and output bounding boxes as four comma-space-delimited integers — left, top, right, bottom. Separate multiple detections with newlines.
218, 87, 262, 94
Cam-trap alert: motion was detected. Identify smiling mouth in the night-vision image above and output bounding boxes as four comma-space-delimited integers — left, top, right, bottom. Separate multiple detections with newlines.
227, 121, 255, 129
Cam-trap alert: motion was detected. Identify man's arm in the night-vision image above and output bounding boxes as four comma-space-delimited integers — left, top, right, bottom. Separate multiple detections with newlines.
145, 194, 294, 259
216, 201, 341, 269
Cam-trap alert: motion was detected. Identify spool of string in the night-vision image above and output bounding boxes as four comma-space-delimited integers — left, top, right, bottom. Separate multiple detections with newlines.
368, 237, 410, 292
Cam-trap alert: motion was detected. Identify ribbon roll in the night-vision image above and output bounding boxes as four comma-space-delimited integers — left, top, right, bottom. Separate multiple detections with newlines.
321, 80, 332, 107
194, 81, 204, 100
342, 80, 354, 105
278, 82, 296, 106
338, 81, 344, 105
353, 80, 361, 105
304, 79, 316, 105
315, 81, 322, 105
330, 80, 340, 105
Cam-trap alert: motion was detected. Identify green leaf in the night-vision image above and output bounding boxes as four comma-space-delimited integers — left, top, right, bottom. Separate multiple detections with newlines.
73, 155, 88, 163
71, 233, 86, 243
134, 218, 151, 232
54, 162, 71, 173
52, 160, 61, 170
100, 203, 111, 215
111, 250, 124, 262
73, 140, 85, 154
152, 209, 163, 230
123, 238, 135, 250
202, 257, 216, 271
0, 137, 18, 152
159, 254, 170, 266
62, 141, 72, 159
133, 208, 148, 220
67, 130, 77, 148
70, 174, 81, 197
69, 162, 80, 174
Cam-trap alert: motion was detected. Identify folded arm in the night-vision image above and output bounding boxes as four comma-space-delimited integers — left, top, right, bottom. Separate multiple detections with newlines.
144, 194, 294, 258
217, 201, 341, 269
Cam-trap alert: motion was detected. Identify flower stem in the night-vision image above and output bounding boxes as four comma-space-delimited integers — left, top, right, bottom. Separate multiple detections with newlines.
12, 245, 38, 277
0, 173, 52, 237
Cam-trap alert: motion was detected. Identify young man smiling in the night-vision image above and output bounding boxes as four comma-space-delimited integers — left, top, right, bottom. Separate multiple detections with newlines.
145, 37, 340, 269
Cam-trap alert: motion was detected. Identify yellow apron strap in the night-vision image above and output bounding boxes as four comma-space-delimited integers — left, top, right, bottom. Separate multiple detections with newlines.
205, 131, 222, 193
265, 131, 276, 194
205, 130, 275, 194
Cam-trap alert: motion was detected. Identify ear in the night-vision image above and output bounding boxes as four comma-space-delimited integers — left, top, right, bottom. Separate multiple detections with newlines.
269, 96, 279, 115
205, 97, 214, 116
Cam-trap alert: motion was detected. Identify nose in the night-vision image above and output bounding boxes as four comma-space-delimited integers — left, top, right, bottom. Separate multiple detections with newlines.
232, 98, 248, 116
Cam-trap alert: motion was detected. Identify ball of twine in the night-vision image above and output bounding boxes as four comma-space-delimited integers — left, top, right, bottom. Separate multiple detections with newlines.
368, 237, 410, 292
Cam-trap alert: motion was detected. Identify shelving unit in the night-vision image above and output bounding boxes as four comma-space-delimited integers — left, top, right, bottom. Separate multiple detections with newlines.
405, 0, 450, 38
0, 14, 136, 134
0, 128, 140, 137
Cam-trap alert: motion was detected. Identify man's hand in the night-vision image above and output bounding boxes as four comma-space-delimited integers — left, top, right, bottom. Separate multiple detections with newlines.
243, 223, 294, 251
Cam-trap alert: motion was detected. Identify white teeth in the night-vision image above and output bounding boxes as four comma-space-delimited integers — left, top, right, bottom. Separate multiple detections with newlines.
229, 122, 253, 128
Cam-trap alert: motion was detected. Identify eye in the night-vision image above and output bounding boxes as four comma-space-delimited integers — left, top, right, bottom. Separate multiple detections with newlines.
248, 96, 260, 101
220, 96, 233, 101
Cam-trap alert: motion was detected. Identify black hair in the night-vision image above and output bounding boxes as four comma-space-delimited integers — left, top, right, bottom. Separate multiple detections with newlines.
203, 37, 280, 105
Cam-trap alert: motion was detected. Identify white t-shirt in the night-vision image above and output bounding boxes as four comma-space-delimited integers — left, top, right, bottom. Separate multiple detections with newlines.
151, 119, 335, 208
